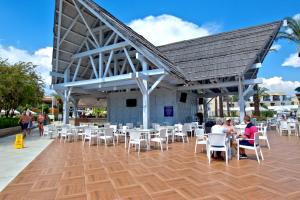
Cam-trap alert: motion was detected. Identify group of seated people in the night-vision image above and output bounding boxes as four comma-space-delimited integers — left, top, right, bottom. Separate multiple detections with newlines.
210, 115, 257, 160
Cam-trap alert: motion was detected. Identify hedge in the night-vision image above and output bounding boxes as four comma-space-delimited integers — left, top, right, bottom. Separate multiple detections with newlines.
0, 117, 20, 129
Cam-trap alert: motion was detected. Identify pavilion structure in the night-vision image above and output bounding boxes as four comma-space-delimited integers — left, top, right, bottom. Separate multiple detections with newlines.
51, 0, 282, 127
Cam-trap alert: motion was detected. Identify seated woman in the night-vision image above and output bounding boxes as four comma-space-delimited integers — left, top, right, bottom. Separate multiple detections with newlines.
238, 115, 257, 159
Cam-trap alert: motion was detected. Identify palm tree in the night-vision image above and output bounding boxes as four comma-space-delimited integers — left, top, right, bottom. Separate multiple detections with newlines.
253, 85, 269, 117
295, 87, 300, 102
277, 17, 300, 57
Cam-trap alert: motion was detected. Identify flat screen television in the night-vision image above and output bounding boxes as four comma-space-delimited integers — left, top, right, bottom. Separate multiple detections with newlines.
180, 92, 187, 103
126, 99, 137, 107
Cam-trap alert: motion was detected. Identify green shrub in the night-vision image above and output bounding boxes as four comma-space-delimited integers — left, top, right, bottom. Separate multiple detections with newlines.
0, 117, 19, 129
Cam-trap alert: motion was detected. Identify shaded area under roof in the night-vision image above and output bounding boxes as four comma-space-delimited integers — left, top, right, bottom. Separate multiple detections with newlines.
158, 21, 282, 82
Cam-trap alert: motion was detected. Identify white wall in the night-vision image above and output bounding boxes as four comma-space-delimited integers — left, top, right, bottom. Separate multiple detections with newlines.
107, 88, 198, 125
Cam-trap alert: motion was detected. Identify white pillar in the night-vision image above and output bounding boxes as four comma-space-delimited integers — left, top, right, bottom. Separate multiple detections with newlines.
142, 59, 149, 129
63, 90, 69, 124
238, 76, 245, 123
142, 92, 150, 129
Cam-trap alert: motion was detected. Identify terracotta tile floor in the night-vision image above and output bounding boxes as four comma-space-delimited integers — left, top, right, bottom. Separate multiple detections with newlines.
1, 130, 300, 199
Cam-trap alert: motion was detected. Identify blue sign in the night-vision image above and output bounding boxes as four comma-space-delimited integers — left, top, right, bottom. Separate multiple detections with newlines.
164, 106, 173, 117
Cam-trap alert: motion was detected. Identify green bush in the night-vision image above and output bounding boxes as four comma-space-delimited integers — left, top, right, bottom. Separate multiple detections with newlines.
261, 110, 276, 118
0, 117, 19, 129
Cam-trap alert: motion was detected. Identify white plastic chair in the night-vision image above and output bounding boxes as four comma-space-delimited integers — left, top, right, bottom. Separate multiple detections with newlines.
114, 126, 128, 148
288, 122, 297, 136
98, 128, 115, 146
259, 126, 270, 149
237, 132, 264, 164
44, 125, 56, 138
279, 121, 289, 136
184, 123, 193, 137
83, 128, 97, 146
128, 130, 146, 155
174, 124, 189, 143
76, 127, 84, 141
207, 133, 229, 165
194, 128, 207, 153
150, 128, 168, 152
60, 127, 68, 143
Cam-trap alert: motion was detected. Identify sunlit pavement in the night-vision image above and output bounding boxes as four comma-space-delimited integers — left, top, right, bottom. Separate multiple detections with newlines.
0, 129, 53, 191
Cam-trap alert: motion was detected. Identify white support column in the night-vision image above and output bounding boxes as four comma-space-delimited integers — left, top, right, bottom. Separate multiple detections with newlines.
142, 61, 149, 129
63, 89, 70, 124
238, 76, 245, 123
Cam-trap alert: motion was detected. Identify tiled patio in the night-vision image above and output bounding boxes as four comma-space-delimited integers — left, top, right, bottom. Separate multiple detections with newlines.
1, 130, 300, 200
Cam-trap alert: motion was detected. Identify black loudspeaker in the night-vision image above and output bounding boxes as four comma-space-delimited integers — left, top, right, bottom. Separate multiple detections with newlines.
199, 98, 204, 105
126, 99, 137, 107
179, 93, 187, 103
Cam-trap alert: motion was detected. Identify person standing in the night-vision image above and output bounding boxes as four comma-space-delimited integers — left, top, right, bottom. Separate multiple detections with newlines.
27, 112, 34, 136
19, 112, 30, 137
38, 113, 45, 136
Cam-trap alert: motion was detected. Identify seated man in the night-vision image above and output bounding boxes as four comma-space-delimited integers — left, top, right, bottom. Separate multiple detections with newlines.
222, 118, 235, 135
223, 118, 237, 156
238, 115, 257, 159
211, 119, 227, 134
211, 119, 228, 159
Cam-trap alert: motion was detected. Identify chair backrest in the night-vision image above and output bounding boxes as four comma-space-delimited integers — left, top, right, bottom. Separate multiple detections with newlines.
208, 133, 226, 147
183, 123, 192, 131
154, 124, 160, 131
104, 128, 114, 137
109, 125, 117, 132
195, 128, 205, 138
254, 132, 260, 146
122, 126, 128, 131
126, 123, 133, 129
61, 127, 68, 134
159, 128, 167, 138
85, 128, 92, 136
262, 126, 267, 137
175, 124, 183, 132
191, 122, 198, 129
280, 121, 288, 129
129, 130, 142, 140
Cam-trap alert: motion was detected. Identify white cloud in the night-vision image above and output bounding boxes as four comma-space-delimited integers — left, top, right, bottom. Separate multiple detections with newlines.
0, 45, 53, 93
128, 14, 219, 46
282, 52, 300, 68
270, 44, 281, 51
261, 76, 300, 95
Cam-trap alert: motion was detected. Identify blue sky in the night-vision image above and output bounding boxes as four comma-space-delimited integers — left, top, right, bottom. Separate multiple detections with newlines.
0, 0, 299, 94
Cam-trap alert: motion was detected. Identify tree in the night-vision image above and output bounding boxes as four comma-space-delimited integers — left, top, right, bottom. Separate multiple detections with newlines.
277, 17, 300, 57
295, 87, 300, 93
0, 59, 44, 117
219, 96, 224, 117
253, 85, 269, 117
